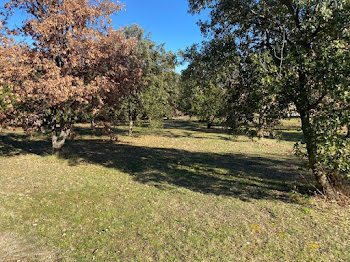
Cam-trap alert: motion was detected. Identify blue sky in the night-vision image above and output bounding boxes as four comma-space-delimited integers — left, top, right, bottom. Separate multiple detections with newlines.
113, 0, 208, 72
3, 0, 208, 73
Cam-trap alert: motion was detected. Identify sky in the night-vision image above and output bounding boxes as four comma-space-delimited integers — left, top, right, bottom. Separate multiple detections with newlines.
113, 0, 208, 72
2, 0, 208, 73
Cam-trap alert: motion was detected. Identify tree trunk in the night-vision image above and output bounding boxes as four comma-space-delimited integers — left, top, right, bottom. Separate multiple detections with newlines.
299, 110, 335, 196
347, 124, 350, 138
52, 128, 70, 153
207, 122, 212, 129
128, 99, 134, 136
129, 119, 134, 136
207, 116, 214, 129
50, 108, 71, 153
257, 114, 265, 140
257, 126, 265, 140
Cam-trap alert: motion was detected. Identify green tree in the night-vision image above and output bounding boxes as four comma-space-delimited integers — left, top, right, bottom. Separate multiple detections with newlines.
118, 25, 180, 134
181, 41, 230, 129
187, 0, 350, 195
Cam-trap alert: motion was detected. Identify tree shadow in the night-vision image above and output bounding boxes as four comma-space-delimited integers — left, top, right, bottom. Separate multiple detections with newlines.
73, 120, 303, 143
163, 120, 304, 143
139, 129, 237, 142
0, 133, 52, 156
277, 130, 303, 143
163, 119, 229, 134
0, 132, 313, 203
108, 120, 240, 142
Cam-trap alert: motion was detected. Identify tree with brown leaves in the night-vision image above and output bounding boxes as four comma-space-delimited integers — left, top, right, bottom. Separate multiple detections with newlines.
0, 0, 142, 151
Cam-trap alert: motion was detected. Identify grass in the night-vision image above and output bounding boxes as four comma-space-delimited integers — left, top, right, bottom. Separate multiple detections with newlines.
0, 118, 349, 261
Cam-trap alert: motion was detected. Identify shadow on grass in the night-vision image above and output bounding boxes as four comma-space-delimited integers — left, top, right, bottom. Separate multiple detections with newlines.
163, 120, 230, 135
0, 132, 312, 203
73, 120, 303, 143
140, 129, 236, 142
0, 133, 52, 156
275, 129, 303, 143
162, 120, 305, 143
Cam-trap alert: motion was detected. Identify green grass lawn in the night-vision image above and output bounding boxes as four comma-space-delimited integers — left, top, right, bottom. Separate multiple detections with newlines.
0, 119, 349, 261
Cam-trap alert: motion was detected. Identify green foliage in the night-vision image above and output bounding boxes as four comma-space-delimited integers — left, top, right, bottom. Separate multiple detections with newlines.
116, 25, 181, 129
224, 53, 288, 137
181, 41, 229, 127
186, 0, 350, 193
180, 79, 226, 126
0, 85, 11, 111
314, 84, 350, 179
181, 36, 286, 134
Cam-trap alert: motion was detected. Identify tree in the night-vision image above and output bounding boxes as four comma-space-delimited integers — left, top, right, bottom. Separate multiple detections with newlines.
181, 42, 228, 129
116, 25, 180, 134
0, 0, 142, 150
187, 0, 350, 195
181, 38, 282, 134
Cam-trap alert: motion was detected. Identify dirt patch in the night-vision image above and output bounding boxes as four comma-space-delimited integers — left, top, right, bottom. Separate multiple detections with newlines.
0, 232, 60, 262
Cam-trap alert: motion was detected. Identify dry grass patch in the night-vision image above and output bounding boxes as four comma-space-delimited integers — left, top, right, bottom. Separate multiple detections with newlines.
0, 232, 60, 262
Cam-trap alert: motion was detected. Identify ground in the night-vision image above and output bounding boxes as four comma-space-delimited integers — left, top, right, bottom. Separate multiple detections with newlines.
0, 119, 349, 261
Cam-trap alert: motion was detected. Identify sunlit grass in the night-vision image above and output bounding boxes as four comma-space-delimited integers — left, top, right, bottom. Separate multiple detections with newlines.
0, 120, 349, 261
